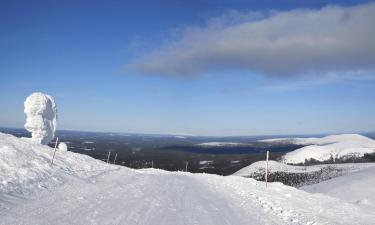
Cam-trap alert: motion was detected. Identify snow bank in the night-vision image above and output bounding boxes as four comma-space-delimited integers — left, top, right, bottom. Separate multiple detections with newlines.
262, 134, 375, 164
24, 92, 57, 144
0, 132, 114, 194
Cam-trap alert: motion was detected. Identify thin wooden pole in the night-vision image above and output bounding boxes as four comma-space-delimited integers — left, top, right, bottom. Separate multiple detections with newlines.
50, 137, 59, 166
113, 153, 118, 164
106, 151, 111, 164
265, 151, 269, 188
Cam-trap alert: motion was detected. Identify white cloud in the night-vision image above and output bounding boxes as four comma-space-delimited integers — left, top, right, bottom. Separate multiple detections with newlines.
128, 3, 375, 79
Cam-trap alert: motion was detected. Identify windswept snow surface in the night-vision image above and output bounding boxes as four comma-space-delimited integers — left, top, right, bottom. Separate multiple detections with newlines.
261, 134, 375, 164
24, 92, 57, 144
1, 133, 375, 225
301, 165, 375, 209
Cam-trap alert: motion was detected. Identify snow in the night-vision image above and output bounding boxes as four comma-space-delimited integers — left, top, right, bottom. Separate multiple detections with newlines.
233, 160, 321, 177
24, 92, 57, 144
261, 134, 375, 164
1, 132, 375, 224
301, 165, 375, 209
196, 142, 250, 147
58, 142, 68, 151
199, 160, 213, 165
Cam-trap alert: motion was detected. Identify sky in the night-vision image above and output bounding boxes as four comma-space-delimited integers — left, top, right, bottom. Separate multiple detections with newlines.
0, 0, 375, 136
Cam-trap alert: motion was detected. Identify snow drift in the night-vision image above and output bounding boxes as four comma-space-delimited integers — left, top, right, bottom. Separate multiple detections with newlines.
261, 134, 375, 164
24, 92, 57, 144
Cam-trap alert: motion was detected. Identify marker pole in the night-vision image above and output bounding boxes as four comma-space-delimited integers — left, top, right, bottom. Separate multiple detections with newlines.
107, 151, 111, 164
51, 137, 59, 166
265, 151, 269, 188
113, 153, 118, 164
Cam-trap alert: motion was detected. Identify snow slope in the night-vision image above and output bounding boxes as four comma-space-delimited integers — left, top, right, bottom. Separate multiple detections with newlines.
261, 134, 375, 164
1, 132, 375, 224
301, 165, 375, 209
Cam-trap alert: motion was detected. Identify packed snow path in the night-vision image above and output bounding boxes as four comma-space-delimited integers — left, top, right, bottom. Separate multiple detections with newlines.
1, 133, 375, 225
1, 168, 375, 225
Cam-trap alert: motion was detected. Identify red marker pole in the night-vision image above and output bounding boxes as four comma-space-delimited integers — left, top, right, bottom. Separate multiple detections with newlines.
51, 137, 59, 166
265, 151, 269, 188
106, 151, 111, 164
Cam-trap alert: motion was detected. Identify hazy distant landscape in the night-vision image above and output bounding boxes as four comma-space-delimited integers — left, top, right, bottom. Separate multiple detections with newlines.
3, 127, 375, 175
0, 127, 304, 175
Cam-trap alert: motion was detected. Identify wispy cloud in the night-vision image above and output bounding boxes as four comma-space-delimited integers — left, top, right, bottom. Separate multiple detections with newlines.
127, 3, 375, 80
259, 70, 375, 92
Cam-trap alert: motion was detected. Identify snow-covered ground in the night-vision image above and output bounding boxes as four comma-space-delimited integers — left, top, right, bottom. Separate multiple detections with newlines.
260, 134, 375, 164
301, 165, 375, 209
1, 132, 375, 224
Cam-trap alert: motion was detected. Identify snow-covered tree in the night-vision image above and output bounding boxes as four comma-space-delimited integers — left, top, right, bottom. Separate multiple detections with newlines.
24, 92, 57, 144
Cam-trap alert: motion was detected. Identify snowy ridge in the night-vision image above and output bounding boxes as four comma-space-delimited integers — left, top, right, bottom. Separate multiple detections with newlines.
261, 134, 375, 164
1, 132, 375, 224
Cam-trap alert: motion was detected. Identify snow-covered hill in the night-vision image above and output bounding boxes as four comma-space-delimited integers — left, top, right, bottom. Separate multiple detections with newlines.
260, 134, 375, 164
233, 159, 375, 187
1, 132, 375, 224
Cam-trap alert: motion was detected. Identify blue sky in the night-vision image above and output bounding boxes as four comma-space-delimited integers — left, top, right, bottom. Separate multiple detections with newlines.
1, 0, 375, 136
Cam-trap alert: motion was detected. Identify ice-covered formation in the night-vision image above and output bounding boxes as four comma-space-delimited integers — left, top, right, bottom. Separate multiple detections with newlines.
24, 92, 57, 144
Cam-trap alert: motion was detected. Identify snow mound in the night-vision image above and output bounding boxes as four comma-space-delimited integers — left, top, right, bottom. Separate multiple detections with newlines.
233, 160, 320, 177
24, 92, 57, 144
58, 142, 68, 151
0, 132, 114, 194
262, 134, 375, 164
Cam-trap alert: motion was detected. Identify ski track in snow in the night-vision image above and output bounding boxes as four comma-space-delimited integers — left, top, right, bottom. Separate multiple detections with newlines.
1, 166, 375, 225
1, 132, 375, 225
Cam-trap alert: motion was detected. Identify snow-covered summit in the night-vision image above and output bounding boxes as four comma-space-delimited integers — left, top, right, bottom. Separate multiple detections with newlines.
261, 134, 375, 164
